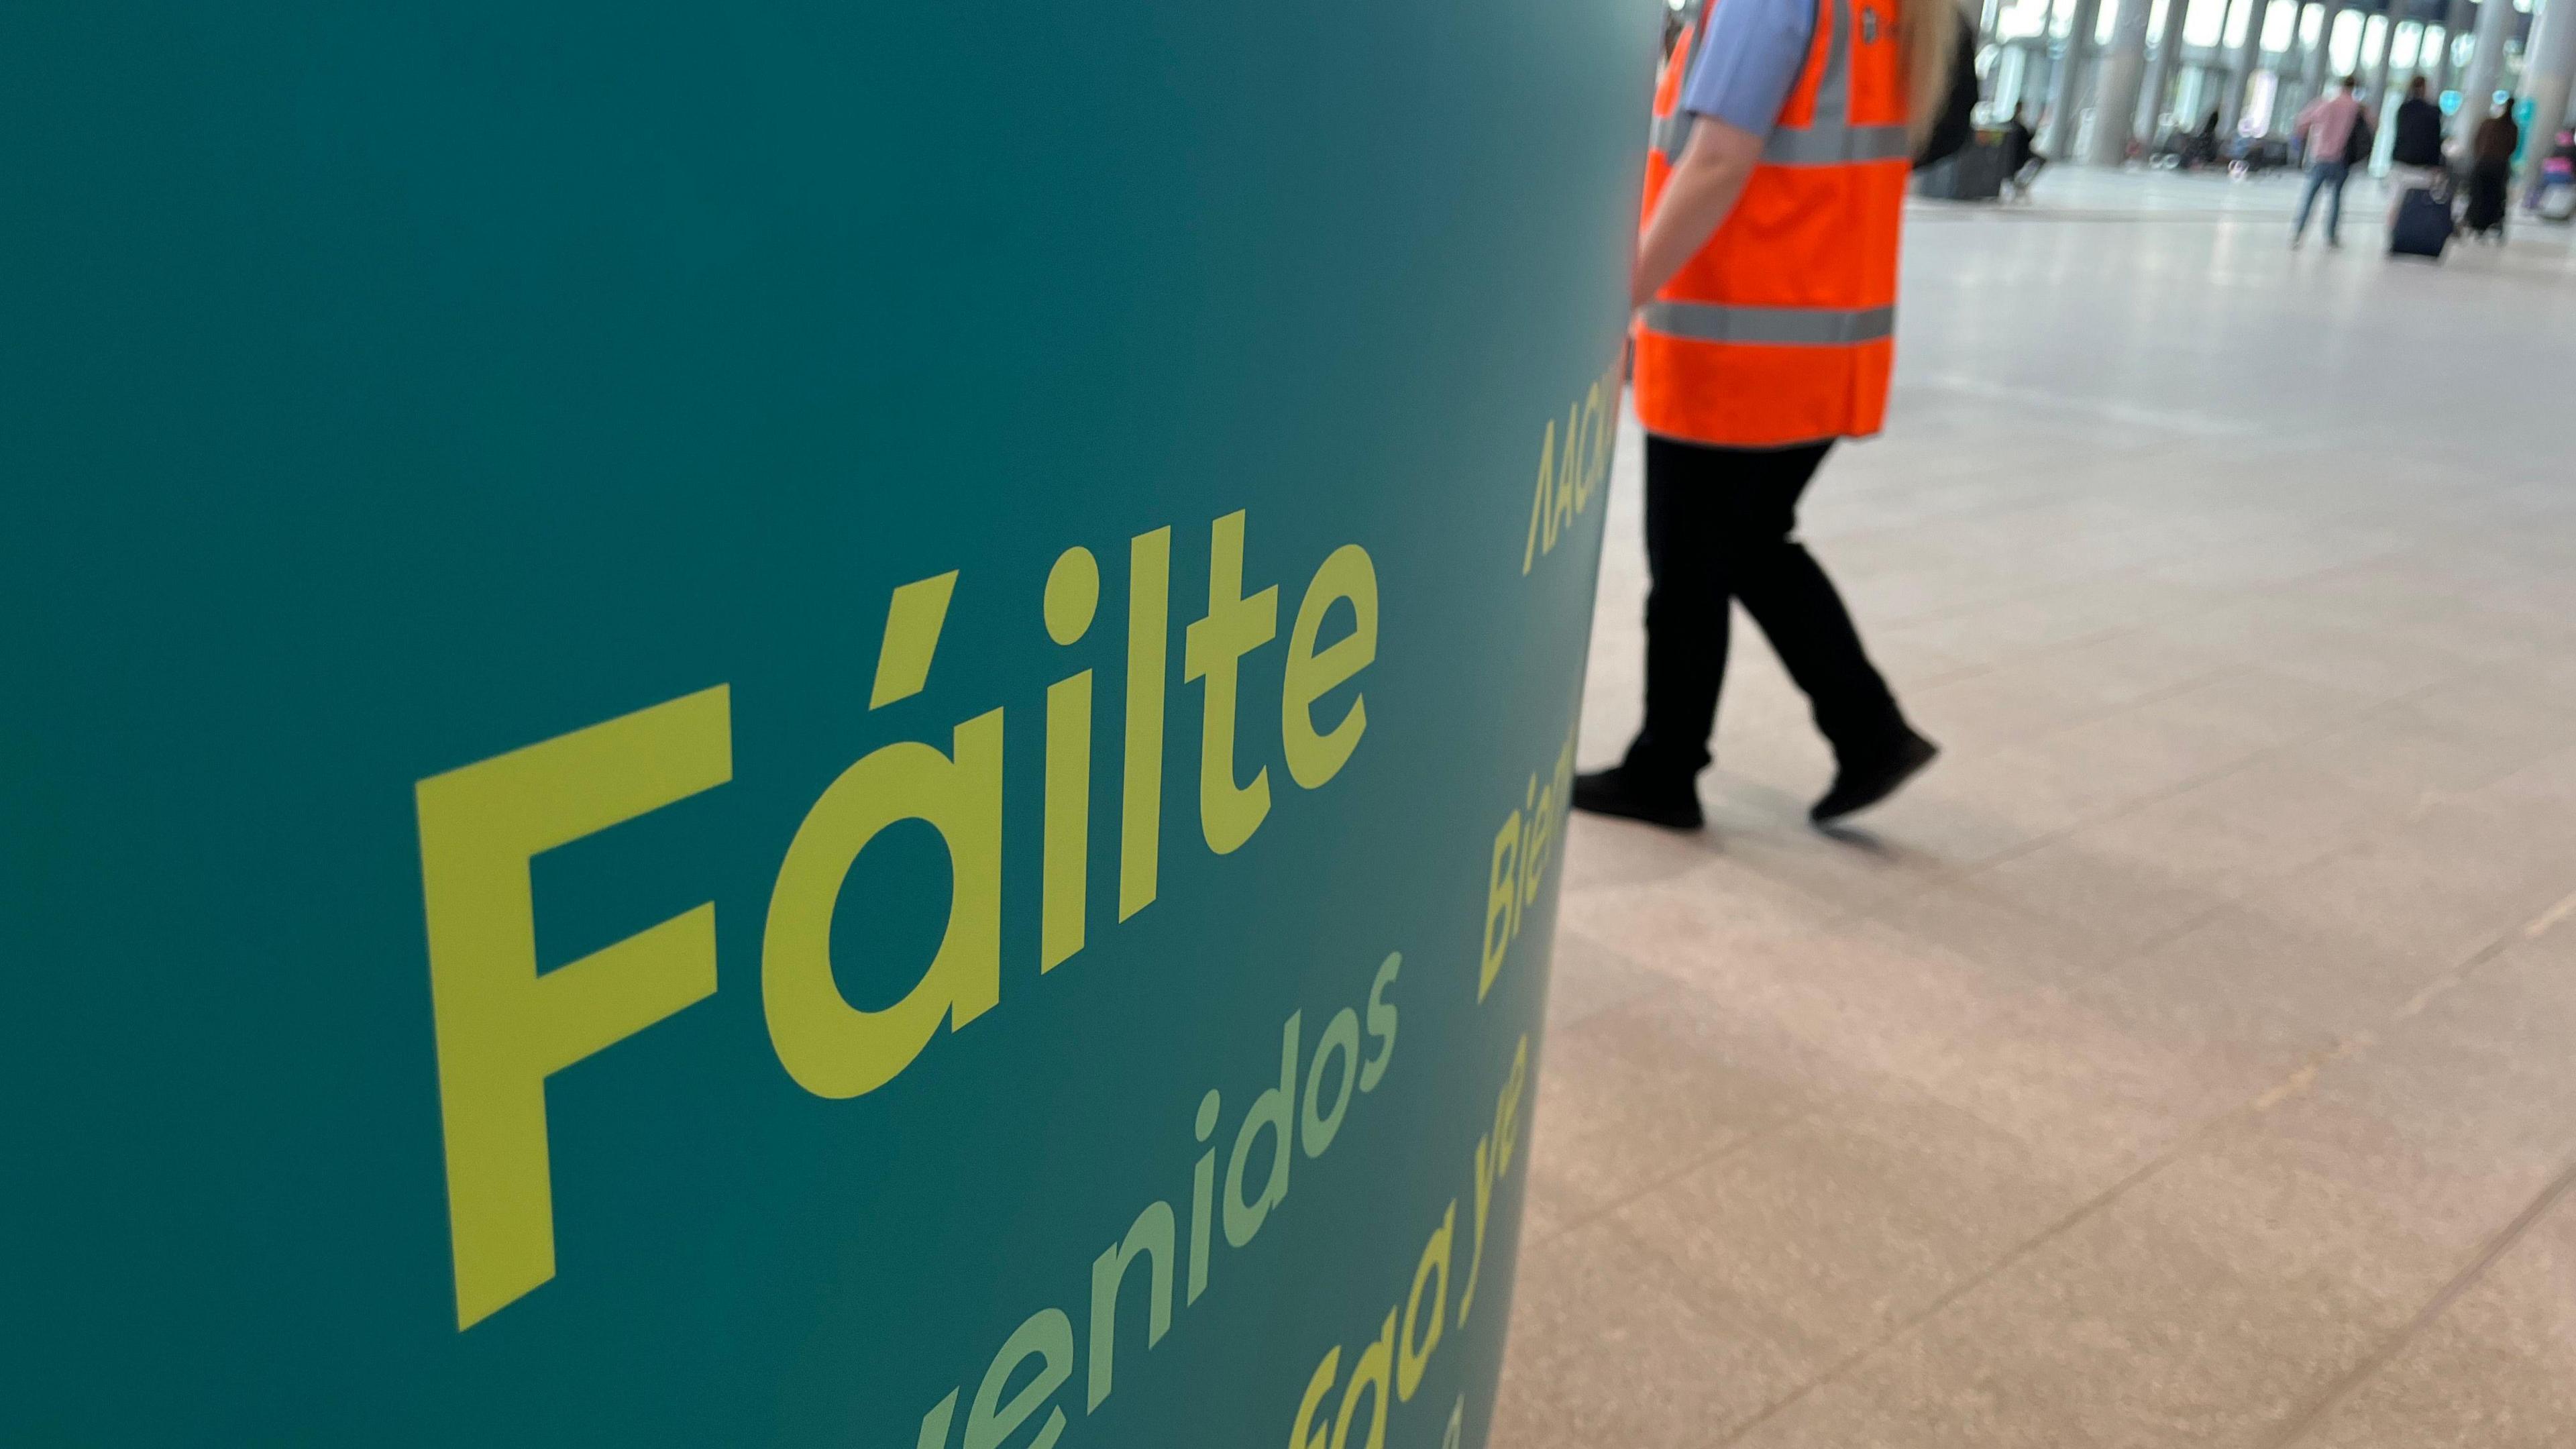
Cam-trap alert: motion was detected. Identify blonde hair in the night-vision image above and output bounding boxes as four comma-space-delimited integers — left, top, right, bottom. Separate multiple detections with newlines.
1899, 0, 1966, 154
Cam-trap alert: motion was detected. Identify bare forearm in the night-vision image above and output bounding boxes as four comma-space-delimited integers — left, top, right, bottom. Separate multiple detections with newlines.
1632, 122, 1761, 307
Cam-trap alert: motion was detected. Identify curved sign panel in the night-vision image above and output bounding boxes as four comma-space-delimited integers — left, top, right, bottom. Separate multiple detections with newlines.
1, 3, 1646, 1443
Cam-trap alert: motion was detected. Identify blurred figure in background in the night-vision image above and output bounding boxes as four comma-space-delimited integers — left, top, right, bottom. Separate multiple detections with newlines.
2290, 75, 2367, 249
2003, 104, 2045, 199
1577, 0, 1950, 831
2188, 109, 2223, 167
2534, 127, 2576, 219
2465, 98, 2520, 241
2387, 76, 2447, 200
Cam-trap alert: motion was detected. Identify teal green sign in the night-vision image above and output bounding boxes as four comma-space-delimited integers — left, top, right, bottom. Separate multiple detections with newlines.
2, 3, 1646, 1442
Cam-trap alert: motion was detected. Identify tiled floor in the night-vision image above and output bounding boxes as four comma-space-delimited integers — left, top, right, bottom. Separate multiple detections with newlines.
1495, 169, 2576, 1446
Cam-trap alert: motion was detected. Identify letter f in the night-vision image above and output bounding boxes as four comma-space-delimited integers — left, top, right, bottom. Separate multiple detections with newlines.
416, 686, 733, 1329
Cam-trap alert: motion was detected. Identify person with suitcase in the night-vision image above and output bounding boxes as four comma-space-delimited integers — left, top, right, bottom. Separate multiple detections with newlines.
2386, 76, 2447, 225
2391, 173, 2455, 258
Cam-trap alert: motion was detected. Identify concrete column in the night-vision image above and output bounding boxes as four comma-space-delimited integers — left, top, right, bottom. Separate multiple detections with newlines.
2524, 0, 2576, 191
2141, 0, 2201, 138
2438, 0, 2475, 91
2454, 0, 2516, 144
2088, 0, 2159, 158
2043, 0, 2107, 153
2274, 3, 2317, 122
2304, 1, 2345, 95
2290, 6, 2324, 117
2364, 13, 2396, 105
2226, 0, 2276, 129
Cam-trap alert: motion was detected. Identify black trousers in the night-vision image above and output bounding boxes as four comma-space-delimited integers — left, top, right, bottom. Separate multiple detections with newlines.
1623, 435, 1906, 780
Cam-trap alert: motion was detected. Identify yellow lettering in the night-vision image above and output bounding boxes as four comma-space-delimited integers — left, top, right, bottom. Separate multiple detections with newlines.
1398, 1204, 1455, 1401
1042, 547, 1099, 971
1549, 402, 1579, 542
1183, 510, 1277, 855
1120, 527, 1171, 920
1361, 952, 1400, 1091
1521, 419, 1556, 574
417, 684, 732, 1330
1520, 777, 1552, 909
1190, 1090, 1220, 1305
762, 711, 1004, 1099
1225, 1013, 1299, 1246
872, 573, 959, 708
1281, 544, 1378, 791
1480, 812, 1521, 1002
1577, 382, 1607, 511
1495, 1035, 1529, 1178
1458, 1138, 1493, 1325
1292, 1349, 1340, 1449
1332, 1308, 1397, 1449
918, 1391, 960, 1449
966, 1309, 1073, 1449
1088, 1200, 1176, 1411
1299, 1008, 1360, 1157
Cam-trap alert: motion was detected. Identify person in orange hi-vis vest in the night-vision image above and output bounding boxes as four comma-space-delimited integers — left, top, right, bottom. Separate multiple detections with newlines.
1573, 0, 1956, 832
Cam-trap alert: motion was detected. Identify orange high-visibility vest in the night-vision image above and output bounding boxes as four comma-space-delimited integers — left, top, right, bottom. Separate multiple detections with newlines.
1634, 0, 1911, 448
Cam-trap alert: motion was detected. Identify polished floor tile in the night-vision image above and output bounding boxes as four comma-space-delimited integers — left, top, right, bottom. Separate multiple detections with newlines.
1496, 168, 2576, 1448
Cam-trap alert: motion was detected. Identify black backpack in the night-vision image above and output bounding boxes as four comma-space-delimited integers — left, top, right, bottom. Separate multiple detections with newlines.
2341, 109, 2374, 165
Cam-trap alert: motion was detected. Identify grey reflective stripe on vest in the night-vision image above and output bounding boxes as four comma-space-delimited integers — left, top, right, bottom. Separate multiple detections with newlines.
1639, 301, 1895, 345
1807, 0, 1851, 128
1763, 122, 1911, 164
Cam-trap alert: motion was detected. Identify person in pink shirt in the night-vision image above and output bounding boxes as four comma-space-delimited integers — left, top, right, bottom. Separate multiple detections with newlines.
2290, 75, 2370, 248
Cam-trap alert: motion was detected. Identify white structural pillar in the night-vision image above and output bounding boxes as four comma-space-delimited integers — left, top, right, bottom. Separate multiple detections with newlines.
2226, 0, 2277, 129
2088, 0, 2159, 158
2142, 0, 2201, 133
2525, 0, 2576, 189
2305, 0, 2347, 93
2455, 0, 2516, 142
2044, 0, 2108, 154
2364, 13, 2396, 104
2274, 0, 2316, 120
2438, 0, 2476, 91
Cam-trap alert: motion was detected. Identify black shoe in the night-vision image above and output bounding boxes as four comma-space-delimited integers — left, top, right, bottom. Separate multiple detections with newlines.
1811, 731, 1938, 824
1572, 765, 1705, 830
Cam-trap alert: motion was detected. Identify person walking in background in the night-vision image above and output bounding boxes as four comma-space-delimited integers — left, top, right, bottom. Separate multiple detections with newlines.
2290, 75, 2367, 248
2464, 98, 2520, 240
2386, 74, 2447, 222
2190, 109, 2223, 167
2535, 127, 2576, 219
1575, 0, 1950, 831
2003, 104, 2045, 198
2390, 76, 2444, 174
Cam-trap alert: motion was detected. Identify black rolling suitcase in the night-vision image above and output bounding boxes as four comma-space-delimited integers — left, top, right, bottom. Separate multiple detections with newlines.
2391, 180, 2454, 259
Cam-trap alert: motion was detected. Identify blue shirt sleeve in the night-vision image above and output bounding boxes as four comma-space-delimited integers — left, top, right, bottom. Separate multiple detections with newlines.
1677, 0, 1817, 140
